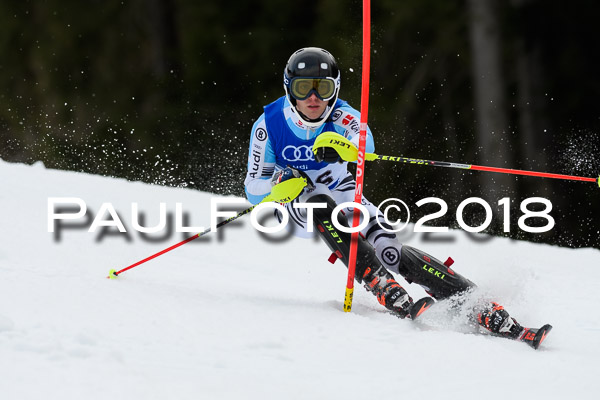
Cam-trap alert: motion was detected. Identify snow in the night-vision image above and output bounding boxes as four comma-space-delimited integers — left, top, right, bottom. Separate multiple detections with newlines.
1, 158, 599, 400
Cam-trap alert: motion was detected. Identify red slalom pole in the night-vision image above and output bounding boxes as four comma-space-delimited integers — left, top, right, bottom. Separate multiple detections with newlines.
344, 0, 371, 312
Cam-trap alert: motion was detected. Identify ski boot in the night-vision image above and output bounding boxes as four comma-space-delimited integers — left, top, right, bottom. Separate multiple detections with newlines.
477, 302, 524, 339
362, 265, 414, 318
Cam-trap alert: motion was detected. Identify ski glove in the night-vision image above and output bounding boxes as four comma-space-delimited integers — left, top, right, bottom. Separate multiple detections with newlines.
314, 146, 342, 164
271, 166, 314, 188
314, 132, 361, 163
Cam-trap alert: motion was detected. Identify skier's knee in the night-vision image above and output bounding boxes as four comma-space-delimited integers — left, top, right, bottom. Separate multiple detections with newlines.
299, 184, 334, 203
375, 238, 403, 274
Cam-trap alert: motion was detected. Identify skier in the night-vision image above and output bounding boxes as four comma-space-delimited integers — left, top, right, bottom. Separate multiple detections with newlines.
244, 47, 544, 346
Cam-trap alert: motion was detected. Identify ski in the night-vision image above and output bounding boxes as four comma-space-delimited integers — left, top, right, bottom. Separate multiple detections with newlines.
516, 324, 553, 350
409, 297, 435, 320
405, 297, 552, 349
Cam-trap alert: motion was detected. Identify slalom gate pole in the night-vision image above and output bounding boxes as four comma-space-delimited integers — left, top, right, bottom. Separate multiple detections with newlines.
344, 0, 371, 312
366, 154, 599, 185
107, 203, 259, 279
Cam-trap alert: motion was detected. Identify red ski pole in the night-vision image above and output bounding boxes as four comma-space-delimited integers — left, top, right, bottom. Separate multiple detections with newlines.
107, 177, 308, 279
365, 154, 599, 185
107, 202, 259, 279
313, 134, 599, 186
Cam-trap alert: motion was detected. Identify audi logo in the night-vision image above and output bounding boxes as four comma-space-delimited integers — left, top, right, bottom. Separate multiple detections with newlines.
282, 145, 314, 162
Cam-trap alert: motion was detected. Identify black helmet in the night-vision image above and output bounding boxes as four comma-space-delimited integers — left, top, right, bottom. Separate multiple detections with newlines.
283, 47, 341, 128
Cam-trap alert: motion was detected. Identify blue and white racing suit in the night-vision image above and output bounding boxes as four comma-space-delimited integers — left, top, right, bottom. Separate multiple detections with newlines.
244, 96, 403, 273
243, 97, 499, 319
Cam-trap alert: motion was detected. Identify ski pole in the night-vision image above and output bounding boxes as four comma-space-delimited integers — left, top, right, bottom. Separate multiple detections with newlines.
313, 132, 600, 186
106, 203, 257, 279
365, 154, 599, 185
107, 177, 307, 279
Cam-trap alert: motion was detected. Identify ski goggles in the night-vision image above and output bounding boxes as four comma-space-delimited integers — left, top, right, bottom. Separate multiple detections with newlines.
288, 77, 338, 101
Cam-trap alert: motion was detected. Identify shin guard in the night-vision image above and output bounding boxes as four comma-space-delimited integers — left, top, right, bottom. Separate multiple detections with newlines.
307, 194, 378, 283
398, 245, 475, 300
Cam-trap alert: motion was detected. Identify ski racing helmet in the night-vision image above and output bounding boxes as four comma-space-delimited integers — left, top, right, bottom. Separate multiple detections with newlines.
283, 47, 341, 128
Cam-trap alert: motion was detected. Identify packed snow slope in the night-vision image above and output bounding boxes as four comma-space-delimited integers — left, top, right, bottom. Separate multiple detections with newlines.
1, 159, 599, 400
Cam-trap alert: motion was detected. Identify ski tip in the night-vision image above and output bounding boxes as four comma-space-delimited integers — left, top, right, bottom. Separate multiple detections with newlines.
410, 297, 435, 320
520, 324, 552, 349
107, 269, 119, 280
532, 324, 552, 350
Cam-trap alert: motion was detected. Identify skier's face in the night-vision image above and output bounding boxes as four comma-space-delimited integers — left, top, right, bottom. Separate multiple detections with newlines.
295, 93, 327, 121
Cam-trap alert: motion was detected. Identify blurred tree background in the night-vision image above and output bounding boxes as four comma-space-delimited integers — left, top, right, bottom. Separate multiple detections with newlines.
1, 0, 598, 248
